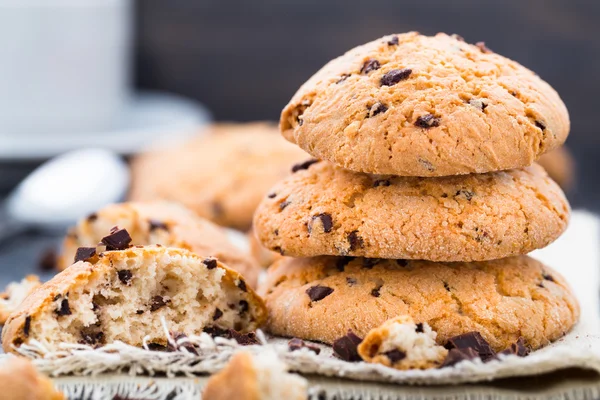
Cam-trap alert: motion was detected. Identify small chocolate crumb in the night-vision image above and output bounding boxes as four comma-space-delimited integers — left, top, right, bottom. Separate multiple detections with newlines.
229, 330, 260, 345
371, 286, 381, 297
74, 247, 96, 263
203, 258, 218, 270
150, 296, 169, 312
213, 308, 223, 321
416, 323, 424, 333
415, 114, 441, 128
288, 338, 321, 354
445, 331, 495, 362
373, 179, 391, 187
267, 192, 277, 199
309, 213, 333, 234
306, 285, 334, 302
346, 277, 357, 286
332, 330, 363, 362
273, 229, 279, 236
360, 58, 381, 74
336, 74, 350, 84
149, 219, 169, 232
101, 228, 132, 251
292, 159, 319, 173
279, 200, 291, 210
535, 120, 546, 131
440, 347, 479, 368
136, 310, 144, 315
203, 326, 230, 338
38, 248, 57, 271
336, 257, 353, 272
55, 299, 71, 316
475, 41, 492, 53
542, 272, 555, 282
87, 213, 98, 222
80, 327, 105, 346
387, 36, 399, 45
368, 102, 388, 118
384, 349, 407, 363
117, 270, 133, 285
237, 280, 247, 292
499, 337, 530, 357
23, 316, 31, 337
347, 231, 364, 251
273, 246, 284, 256
455, 189, 474, 201
380, 68, 412, 86
239, 300, 249, 314
444, 282, 451, 291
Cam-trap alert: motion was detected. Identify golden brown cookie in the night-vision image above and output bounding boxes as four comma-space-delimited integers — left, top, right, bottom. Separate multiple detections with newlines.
249, 227, 283, 268
253, 161, 569, 261
281, 32, 569, 176
260, 256, 579, 352
0, 275, 41, 325
58, 201, 260, 288
129, 123, 309, 230
0, 357, 64, 400
202, 351, 308, 400
3, 245, 267, 353
537, 146, 575, 191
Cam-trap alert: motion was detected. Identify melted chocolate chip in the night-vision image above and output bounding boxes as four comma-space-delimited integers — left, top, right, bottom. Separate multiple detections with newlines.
368, 102, 388, 118
146, 343, 168, 352
239, 300, 249, 314
149, 219, 169, 232
440, 347, 479, 368
136, 310, 144, 314
292, 159, 319, 173
542, 272, 555, 282
384, 349, 407, 363
150, 296, 169, 312
387, 36, 399, 45
238, 280, 247, 292
332, 330, 363, 362
360, 58, 381, 74
415, 323, 424, 333
38, 248, 57, 271
347, 231, 364, 251
267, 192, 277, 199
306, 285, 334, 302
380, 68, 412, 86
55, 299, 71, 316
288, 338, 321, 354
371, 286, 381, 297
74, 247, 97, 263
80, 326, 105, 346
346, 277, 357, 286
213, 308, 223, 321
279, 200, 291, 210
309, 213, 333, 234
117, 270, 132, 285
101, 228, 132, 251
445, 331, 495, 362
23, 316, 31, 337
229, 329, 260, 345
415, 114, 441, 128
535, 120, 546, 131
203, 258, 218, 270
499, 337, 530, 357
373, 179, 391, 187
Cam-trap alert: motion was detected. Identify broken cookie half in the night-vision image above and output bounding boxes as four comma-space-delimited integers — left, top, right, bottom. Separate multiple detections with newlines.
2, 245, 267, 353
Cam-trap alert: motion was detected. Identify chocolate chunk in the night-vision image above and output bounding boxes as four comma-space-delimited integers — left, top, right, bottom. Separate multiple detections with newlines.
279, 200, 291, 210
380, 68, 412, 86
535, 121, 546, 131
415, 114, 441, 128
288, 338, 321, 354
149, 219, 169, 232
387, 36, 399, 45
362, 258, 380, 269
384, 349, 407, 363
267, 192, 277, 199
237, 280, 247, 292
368, 102, 388, 118
74, 247, 96, 263
309, 213, 333, 234
347, 231, 364, 251
37, 248, 57, 271
332, 330, 363, 362
306, 285, 334, 302
146, 342, 168, 352
455, 189, 474, 201
346, 277, 357, 286
203, 258, 218, 270
203, 326, 230, 338
292, 159, 319, 173
396, 259, 408, 267
373, 179, 391, 187
360, 58, 381, 74
443, 282, 451, 291
213, 308, 223, 321
101, 228, 132, 251
336, 74, 350, 84
336, 257, 353, 272
239, 300, 249, 314
117, 270, 132, 285
229, 329, 260, 346
55, 299, 71, 316
542, 272, 555, 282
415, 323, 424, 333
87, 213, 98, 222
23, 316, 31, 337
418, 158, 435, 172
499, 337, 530, 357
445, 331, 495, 362
440, 347, 479, 368
371, 286, 381, 297
475, 41, 492, 53
80, 327, 105, 346
150, 296, 169, 312
136, 310, 144, 314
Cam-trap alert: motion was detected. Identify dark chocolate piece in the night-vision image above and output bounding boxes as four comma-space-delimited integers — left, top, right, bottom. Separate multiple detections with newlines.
445, 331, 495, 362
150, 296, 170, 312
237, 280, 247, 292
415, 114, 441, 128
347, 231, 364, 251
55, 298, 71, 316
332, 330, 363, 362
306, 285, 334, 302
101, 228, 132, 251
288, 338, 321, 354
360, 58, 381, 74
149, 219, 169, 232
74, 247, 97, 263
309, 213, 333, 234
380, 68, 412, 86
23, 316, 31, 337
117, 270, 133, 285
440, 347, 479, 368
415, 323, 424, 333
499, 337, 530, 357
292, 159, 319, 173
239, 300, 249, 314
384, 349, 407, 363
387, 36, 399, 45
203, 258, 218, 270
213, 308, 223, 321
229, 330, 260, 346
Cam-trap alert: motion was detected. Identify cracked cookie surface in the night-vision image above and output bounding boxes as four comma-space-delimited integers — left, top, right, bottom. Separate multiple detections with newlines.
259, 256, 579, 351
253, 161, 569, 261
280, 32, 570, 176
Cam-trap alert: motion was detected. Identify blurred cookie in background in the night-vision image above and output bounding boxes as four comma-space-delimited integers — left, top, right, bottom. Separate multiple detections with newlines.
0, 357, 63, 400
537, 146, 575, 192
249, 227, 282, 268
129, 122, 310, 230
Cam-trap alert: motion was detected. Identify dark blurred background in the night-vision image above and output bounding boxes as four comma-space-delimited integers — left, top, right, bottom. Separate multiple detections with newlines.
136, 0, 599, 209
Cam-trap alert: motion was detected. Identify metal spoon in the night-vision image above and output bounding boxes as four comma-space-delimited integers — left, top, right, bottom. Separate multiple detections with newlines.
0, 148, 130, 244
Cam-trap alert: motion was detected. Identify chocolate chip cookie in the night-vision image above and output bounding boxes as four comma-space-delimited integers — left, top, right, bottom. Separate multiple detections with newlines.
280, 32, 569, 176
129, 122, 309, 230
259, 256, 579, 352
253, 161, 569, 261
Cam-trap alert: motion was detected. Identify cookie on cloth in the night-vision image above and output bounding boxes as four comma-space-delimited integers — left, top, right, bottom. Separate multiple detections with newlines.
253, 161, 569, 261
129, 122, 309, 230
0, 275, 41, 324
357, 315, 448, 370
0, 357, 64, 400
202, 351, 308, 400
3, 244, 267, 353
58, 201, 260, 288
280, 32, 569, 176
259, 256, 579, 352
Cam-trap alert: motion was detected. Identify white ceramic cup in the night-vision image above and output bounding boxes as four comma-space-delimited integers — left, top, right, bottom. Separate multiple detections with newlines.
0, 0, 132, 136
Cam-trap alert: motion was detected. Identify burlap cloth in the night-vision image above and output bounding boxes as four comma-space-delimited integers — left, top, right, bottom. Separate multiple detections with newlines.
5, 212, 600, 399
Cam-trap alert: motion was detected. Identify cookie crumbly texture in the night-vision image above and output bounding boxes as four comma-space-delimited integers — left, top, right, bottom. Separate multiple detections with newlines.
358, 316, 448, 369
2, 246, 267, 353
260, 256, 579, 352
58, 201, 260, 288
280, 32, 569, 176
129, 122, 309, 230
0, 275, 41, 324
254, 161, 569, 261
0, 357, 64, 400
537, 146, 575, 191
202, 351, 308, 400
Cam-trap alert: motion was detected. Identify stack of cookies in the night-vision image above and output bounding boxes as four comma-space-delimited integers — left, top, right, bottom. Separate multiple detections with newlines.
253, 32, 579, 368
